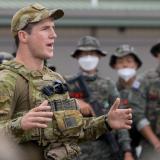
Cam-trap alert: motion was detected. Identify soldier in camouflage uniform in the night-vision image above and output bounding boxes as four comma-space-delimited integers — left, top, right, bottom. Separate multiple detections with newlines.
0, 3, 133, 160
0, 51, 14, 64
109, 44, 160, 159
66, 36, 134, 160
138, 43, 160, 160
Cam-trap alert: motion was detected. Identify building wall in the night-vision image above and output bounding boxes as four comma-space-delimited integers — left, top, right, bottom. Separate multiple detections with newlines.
0, 26, 159, 80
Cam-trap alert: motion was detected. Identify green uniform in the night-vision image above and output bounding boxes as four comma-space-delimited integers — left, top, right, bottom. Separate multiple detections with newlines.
66, 73, 131, 160
0, 61, 111, 160
117, 78, 150, 159
138, 64, 160, 160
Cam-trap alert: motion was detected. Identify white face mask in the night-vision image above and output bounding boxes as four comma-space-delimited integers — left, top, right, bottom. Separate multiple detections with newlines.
78, 55, 99, 71
117, 68, 136, 81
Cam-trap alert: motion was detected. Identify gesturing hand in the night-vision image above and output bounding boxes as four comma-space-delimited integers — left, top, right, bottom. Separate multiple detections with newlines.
76, 99, 95, 116
107, 98, 132, 129
21, 100, 53, 131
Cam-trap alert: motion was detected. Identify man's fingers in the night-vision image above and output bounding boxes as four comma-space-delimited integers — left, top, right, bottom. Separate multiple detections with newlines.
110, 98, 121, 111
125, 108, 132, 114
30, 111, 53, 118
127, 113, 132, 120
125, 120, 133, 125
40, 100, 48, 106
29, 117, 52, 123
123, 124, 132, 129
30, 122, 48, 129
32, 104, 51, 112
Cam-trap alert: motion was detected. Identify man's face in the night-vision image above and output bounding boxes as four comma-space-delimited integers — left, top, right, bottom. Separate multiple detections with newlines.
26, 17, 57, 60
114, 55, 138, 70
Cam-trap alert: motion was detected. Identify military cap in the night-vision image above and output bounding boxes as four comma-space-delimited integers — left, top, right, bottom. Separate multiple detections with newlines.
109, 44, 142, 68
0, 52, 14, 63
71, 36, 107, 58
150, 42, 160, 57
11, 3, 64, 37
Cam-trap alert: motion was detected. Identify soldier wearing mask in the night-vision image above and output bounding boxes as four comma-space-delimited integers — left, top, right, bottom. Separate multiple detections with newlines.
0, 3, 132, 160
109, 44, 160, 159
138, 43, 160, 160
66, 36, 134, 160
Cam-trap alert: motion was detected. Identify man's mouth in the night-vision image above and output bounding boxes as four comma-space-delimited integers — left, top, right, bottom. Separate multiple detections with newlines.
46, 43, 53, 49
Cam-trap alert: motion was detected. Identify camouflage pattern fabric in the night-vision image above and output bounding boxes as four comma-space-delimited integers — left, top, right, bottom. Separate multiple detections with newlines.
11, 3, 64, 37
138, 64, 160, 136
67, 73, 131, 160
116, 79, 149, 131
0, 61, 110, 160
116, 78, 151, 159
138, 64, 160, 160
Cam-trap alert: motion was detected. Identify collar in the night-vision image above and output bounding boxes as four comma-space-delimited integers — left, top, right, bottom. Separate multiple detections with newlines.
117, 76, 137, 90
79, 71, 97, 81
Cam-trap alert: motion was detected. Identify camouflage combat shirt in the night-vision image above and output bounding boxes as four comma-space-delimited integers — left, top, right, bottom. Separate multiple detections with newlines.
138, 63, 160, 137
67, 73, 131, 160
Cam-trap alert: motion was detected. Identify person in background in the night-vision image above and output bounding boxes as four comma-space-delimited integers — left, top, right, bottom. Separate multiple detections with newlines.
0, 51, 14, 64
66, 36, 134, 160
109, 44, 160, 159
138, 42, 160, 160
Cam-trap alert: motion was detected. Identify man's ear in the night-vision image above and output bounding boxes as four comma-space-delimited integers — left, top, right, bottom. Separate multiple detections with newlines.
17, 30, 29, 44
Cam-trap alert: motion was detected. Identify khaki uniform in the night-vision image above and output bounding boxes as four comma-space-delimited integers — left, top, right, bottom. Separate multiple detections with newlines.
67, 73, 131, 160
0, 61, 111, 160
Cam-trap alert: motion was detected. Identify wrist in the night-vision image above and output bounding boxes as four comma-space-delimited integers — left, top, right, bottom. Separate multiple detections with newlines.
124, 151, 133, 159
104, 115, 112, 131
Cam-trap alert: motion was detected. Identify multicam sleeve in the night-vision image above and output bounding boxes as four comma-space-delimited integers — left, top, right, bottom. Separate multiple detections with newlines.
78, 115, 110, 142
0, 81, 24, 143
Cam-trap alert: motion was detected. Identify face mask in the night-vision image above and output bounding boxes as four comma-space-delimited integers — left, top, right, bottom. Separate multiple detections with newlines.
78, 55, 99, 71
117, 68, 136, 81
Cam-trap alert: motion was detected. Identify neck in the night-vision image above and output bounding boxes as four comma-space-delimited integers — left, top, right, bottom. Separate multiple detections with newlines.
119, 76, 136, 88
81, 68, 97, 76
15, 45, 44, 71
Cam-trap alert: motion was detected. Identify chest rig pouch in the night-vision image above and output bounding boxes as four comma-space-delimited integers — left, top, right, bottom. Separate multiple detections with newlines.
46, 99, 83, 139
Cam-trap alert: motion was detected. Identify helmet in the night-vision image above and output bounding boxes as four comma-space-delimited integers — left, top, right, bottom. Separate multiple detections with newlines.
71, 36, 107, 58
0, 52, 14, 64
150, 42, 160, 57
109, 44, 142, 69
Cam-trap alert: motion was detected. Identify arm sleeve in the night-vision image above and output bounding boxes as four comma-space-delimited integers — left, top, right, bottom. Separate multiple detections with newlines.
79, 115, 110, 142
128, 84, 150, 131
117, 129, 132, 153
0, 80, 25, 143
107, 80, 120, 106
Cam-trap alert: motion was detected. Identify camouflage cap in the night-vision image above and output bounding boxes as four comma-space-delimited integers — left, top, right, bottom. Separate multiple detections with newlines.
150, 42, 160, 57
109, 44, 142, 68
71, 35, 107, 58
11, 3, 64, 37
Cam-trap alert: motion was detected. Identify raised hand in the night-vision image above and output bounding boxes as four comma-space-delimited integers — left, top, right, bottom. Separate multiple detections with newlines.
21, 100, 53, 131
107, 98, 132, 129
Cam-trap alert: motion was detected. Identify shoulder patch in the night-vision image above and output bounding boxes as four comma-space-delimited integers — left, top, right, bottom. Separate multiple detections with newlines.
132, 80, 141, 89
